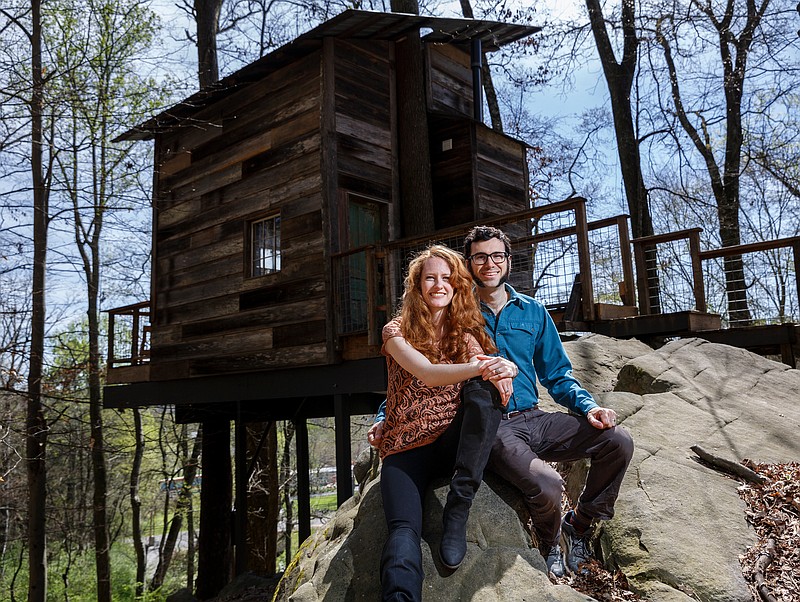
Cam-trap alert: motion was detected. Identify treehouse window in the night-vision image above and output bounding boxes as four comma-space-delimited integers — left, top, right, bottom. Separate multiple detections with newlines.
249, 214, 281, 277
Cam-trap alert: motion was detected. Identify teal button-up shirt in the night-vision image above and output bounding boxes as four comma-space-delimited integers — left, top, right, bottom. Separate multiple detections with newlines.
484, 284, 597, 416
374, 283, 598, 422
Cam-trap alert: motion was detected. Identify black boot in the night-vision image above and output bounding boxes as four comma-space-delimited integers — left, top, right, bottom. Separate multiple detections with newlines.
381, 526, 423, 601
439, 379, 502, 570
439, 496, 471, 569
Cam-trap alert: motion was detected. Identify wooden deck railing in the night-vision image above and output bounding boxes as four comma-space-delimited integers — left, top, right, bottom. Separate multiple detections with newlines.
698, 236, 800, 326
107, 199, 800, 376
107, 301, 151, 368
331, 197, 640, 340
631, 228, 706, 315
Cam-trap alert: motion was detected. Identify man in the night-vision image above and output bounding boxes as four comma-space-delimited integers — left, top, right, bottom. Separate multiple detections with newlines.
368, 225, 634, 578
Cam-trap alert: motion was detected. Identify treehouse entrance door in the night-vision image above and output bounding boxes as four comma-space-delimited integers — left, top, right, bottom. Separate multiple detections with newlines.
339, 195, 385, 334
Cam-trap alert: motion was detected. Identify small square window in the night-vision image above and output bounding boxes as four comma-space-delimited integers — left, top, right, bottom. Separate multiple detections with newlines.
250, 215, 281, 277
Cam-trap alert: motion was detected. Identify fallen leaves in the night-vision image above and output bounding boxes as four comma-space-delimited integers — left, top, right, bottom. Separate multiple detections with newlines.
738, 461, 800, 602
550, 561, 641, 600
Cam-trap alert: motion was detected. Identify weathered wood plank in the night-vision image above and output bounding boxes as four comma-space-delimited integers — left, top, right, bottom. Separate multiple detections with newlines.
239, 275, 326, 311
341, 334, 383, 361
242, 131, 322, 176
273, 319, 326, 348
162, 130, 273, 191
149, 359, 192, 381
334, 39, 391, 80
157, 157, 322, 240
160, 151, 192, 176
151, 326, 275, 362
169, 163, 243, 203
158, 198, 203, 229
157, 237, 325, 307
154, 294, 240, 325
427, 44, 472, 117
336, 114, 391, 152
337, 174, 393, 200
337, 150, 393, 187
187, 343, 330, 376
158, 52, 321, 155
179, 297, 327, 339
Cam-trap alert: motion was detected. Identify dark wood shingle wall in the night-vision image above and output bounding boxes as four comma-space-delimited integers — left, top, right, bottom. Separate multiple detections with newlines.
149, 51, 328, 380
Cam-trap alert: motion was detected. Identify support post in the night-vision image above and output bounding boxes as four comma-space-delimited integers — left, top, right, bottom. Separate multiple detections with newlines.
334, 394, 353, 507
689, 230, 707, 312
295, 418, 311, 544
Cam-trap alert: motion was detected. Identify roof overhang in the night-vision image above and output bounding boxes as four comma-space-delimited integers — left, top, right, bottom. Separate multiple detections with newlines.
117, 9, 540, 141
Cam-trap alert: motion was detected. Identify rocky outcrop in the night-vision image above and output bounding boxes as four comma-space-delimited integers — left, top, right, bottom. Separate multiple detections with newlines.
275, 335, 800, 601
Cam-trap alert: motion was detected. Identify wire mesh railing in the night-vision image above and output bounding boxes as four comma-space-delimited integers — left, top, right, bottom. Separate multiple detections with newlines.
699, 237, 800, 327
331, 197, 639, 340
631, 229, 706, 315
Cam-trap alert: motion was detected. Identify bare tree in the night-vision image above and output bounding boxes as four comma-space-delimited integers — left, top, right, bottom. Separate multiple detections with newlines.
45, 0, 169, 597
652, 0, 778, 323
150, 425, 202, 591
27, 0, 51, 596
585, 0, 654, 240
129, 408, 146, 596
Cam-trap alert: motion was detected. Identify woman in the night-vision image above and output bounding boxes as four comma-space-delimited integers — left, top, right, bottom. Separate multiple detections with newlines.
377, 245, 514, 601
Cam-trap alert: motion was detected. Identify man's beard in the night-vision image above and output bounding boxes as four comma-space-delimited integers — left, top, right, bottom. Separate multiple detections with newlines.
471, 268, 509, 288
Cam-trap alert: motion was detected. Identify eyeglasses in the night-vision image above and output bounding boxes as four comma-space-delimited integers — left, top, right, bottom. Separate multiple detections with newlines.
468, 252, 510, 265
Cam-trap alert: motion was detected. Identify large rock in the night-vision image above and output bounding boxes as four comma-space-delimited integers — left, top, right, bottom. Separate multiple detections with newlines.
606, 338, 800, 600
275, 474, 592, 601
275, 336, 800, 601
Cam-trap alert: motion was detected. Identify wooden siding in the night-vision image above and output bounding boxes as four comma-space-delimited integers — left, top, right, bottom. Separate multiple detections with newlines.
332, 39, 394, 361
474, 125, 529, 216
149, 50, 329, 379
429, 118, 476, 228
333, 38, 394, 218
427, 43, 472, 117
429, 114, 529, 228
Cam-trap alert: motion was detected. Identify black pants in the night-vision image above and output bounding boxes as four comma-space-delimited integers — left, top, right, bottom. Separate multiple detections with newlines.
487, 407, 634, 548
380, 379, 502, 601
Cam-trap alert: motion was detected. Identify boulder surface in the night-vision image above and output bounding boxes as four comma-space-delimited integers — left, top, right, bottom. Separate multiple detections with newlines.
275, 335, 800, 601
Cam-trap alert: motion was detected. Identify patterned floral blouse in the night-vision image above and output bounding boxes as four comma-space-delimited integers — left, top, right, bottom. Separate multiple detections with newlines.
379, 317, 483, 459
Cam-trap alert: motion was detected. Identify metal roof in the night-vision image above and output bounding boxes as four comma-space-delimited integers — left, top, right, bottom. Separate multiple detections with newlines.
118, 10, 540, 141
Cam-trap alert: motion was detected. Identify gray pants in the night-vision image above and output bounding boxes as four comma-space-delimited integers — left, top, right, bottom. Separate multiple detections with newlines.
487, 407, 634, 548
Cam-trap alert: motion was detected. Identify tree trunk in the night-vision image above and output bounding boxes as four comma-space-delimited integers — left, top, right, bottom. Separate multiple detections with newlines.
391, 0, 435, 236
246, 422, 278, 574
88, 252, 111, 602
585, 0, 659, 312
130, 409, 145, 597
196, 421, 232, 599
655, 0, 767, 324
150, 426, 202, 590
194, 0, 223, 88
27, 0, 49, 598
584, 0, 652, 238
280, 421, 295, 564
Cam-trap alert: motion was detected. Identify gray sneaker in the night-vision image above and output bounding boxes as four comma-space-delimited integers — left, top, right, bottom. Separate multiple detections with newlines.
545, 543, 567, 578
561, 515, 593, 574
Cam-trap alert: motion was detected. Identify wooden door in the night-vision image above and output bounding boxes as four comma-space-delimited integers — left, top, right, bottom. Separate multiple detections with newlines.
341, 196, 384, 333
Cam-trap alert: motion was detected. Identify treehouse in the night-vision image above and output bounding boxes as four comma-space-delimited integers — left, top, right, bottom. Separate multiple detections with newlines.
105, 9, 541, 578
109, 10, 539, 399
